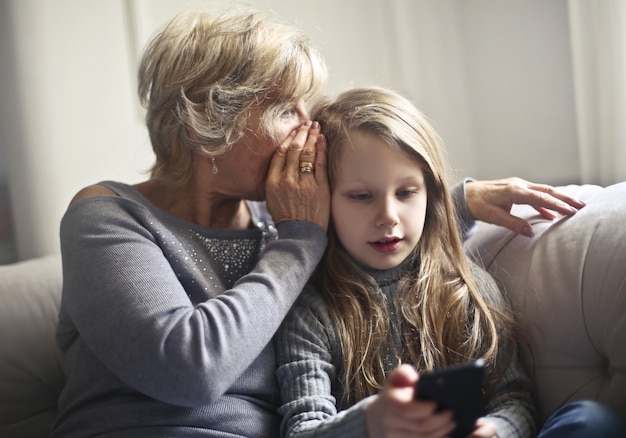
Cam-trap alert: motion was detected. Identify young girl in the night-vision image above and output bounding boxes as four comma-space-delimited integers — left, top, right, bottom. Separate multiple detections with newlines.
275, 86, 536, 437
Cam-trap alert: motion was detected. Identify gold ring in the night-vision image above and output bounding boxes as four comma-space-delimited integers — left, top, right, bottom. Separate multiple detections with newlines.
299, 161, 314, 173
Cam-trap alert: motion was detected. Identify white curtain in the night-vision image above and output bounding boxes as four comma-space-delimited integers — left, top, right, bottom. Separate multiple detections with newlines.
2, 0, 620, 261
568, 0, 626, 186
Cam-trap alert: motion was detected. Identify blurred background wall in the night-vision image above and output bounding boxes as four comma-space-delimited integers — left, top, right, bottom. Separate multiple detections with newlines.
0, 0, 624, 262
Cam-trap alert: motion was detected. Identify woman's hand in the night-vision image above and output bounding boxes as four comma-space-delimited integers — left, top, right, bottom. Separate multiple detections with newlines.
466, 177, 586, 237
266, 121, 330, 232
366, 365, 456, 438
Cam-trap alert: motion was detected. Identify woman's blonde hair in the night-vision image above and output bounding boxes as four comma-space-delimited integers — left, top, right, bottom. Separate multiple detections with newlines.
312, 86, 516, 408
138, 8, 327, 186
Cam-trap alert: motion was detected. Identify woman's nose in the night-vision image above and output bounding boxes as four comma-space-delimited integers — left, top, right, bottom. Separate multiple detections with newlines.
296, 99, 310, 123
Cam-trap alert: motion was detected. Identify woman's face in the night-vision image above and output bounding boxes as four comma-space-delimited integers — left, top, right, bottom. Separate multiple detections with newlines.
331, 131, 428, 270
215, 100, 308, 200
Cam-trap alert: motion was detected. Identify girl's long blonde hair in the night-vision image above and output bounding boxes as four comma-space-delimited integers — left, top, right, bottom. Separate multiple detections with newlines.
312, 87, 516, 408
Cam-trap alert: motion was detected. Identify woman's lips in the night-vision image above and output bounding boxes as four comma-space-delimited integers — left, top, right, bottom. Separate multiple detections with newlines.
369, 238, 402, 253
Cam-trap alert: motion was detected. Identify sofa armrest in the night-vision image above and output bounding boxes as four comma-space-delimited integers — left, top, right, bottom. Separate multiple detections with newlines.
0, 255, 64, 436
464, 183, 626, 425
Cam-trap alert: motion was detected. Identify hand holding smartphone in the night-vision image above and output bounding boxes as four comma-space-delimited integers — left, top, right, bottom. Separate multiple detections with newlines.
414, 359, 485, 438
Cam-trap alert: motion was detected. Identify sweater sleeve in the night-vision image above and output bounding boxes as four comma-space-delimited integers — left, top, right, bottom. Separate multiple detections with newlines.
451, 177, 478, 241
58, 196, 327, 407
471, 264, 538, 437
275, 288, 374, 437
481, 357, 537, 437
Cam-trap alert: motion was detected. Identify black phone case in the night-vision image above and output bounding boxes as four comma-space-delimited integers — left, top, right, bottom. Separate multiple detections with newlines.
414, 359, 485, 438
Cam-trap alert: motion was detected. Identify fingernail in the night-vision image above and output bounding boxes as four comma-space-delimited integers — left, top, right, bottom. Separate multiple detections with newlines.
521, 226, 534, 237
311, 121, 319, 129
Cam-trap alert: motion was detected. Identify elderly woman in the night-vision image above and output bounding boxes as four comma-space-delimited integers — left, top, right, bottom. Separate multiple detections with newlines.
51, 9, 329, 437
50, 7, 585, 438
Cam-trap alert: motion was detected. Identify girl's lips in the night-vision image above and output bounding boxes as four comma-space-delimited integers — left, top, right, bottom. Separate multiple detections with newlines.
369, 238, 402, 253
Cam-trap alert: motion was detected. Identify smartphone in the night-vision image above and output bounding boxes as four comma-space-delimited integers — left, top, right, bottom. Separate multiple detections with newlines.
414, 359, 485, 438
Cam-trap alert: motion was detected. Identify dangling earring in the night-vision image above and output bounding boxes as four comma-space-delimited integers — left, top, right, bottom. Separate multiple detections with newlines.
211, 157, 218, 174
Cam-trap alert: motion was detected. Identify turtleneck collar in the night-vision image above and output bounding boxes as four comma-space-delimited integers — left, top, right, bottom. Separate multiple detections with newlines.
353, 254, 417, 288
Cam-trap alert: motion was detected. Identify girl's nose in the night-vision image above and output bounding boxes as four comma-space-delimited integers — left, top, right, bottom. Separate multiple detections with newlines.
375, 197, 399, 228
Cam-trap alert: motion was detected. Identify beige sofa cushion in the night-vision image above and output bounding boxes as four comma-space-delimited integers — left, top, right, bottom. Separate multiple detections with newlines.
0, 255, 64, 436
464, 182, 626, 424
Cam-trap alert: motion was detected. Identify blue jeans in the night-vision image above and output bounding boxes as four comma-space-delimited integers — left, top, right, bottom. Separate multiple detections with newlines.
538, 400, 626, 438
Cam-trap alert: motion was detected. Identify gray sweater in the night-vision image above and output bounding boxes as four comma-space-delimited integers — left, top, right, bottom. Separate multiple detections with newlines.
275, 255, 537, 437
51, 181, 327, 437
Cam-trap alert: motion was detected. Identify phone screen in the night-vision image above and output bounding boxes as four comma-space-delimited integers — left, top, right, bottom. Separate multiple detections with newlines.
414, 359, 485, 438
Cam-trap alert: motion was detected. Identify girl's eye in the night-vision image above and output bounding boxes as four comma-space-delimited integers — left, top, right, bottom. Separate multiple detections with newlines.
351, 193, 371, 201
397, 189, 418, 198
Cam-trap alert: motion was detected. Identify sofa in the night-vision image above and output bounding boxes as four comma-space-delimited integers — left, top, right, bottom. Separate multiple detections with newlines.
0, 183, 624, 437
0, 254, 63, 437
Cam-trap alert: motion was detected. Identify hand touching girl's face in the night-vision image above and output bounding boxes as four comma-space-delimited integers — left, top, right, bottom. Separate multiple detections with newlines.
331, 132, 427, 270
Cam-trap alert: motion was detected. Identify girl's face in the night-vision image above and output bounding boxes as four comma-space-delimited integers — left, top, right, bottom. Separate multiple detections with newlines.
331, 131, 427, 270
216, 100, 307, 200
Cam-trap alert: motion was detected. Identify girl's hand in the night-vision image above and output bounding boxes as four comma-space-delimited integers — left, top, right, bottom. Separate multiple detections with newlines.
468, 418, 498, 437
266, 121, 330, 231
365, 365, 456, 438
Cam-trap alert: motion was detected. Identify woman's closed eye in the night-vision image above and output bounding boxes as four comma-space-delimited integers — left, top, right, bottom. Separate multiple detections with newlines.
280, 106, 298, 119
